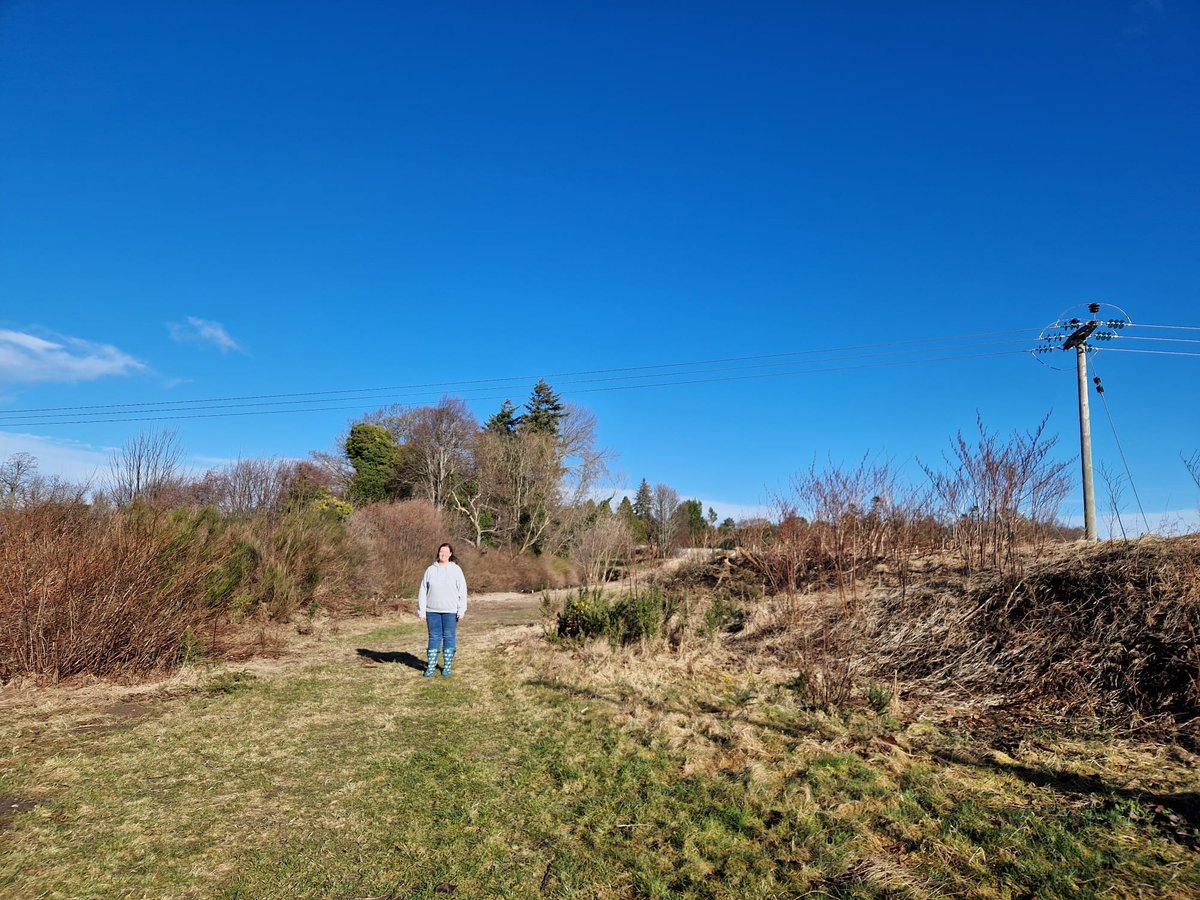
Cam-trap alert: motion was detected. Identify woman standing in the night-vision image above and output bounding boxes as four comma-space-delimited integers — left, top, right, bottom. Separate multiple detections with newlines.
418, 542, 468, 677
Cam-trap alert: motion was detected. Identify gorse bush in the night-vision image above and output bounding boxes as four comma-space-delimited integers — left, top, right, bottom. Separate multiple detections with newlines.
0, 500, 354, 680
556, 587, 613, 641
611, 588, 665, 642
703, 593, 744, 636
242, 504, 353, 619
555, 585, 678, 645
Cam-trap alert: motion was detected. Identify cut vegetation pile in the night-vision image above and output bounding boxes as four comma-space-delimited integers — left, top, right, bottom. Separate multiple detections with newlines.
665, 537, 1200, 732
869, 536, 1200, 725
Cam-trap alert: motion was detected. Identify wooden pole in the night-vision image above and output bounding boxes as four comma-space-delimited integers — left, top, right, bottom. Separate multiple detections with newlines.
1076, 343, 1098, 540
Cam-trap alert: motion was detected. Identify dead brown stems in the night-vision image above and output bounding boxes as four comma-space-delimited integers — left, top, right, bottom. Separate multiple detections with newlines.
922, 413, 1072, 577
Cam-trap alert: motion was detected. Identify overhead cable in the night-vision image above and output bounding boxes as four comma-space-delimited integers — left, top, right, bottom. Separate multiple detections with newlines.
0, 338, 1040, 423
1096, 348, 1200, 358
1126, 322, 1200, 331
0, 349, 1027, 427
0, 328, 1042, 417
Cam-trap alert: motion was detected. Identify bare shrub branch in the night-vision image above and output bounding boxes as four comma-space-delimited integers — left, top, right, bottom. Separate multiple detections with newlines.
107, 429, 185, 507
922, 413, 1071, 575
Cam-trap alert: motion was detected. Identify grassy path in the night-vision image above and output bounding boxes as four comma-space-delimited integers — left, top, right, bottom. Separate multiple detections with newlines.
2, 598, 1198, 898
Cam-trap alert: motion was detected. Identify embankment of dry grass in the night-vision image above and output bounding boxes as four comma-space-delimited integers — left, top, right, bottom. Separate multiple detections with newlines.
684, 537, 1200, 739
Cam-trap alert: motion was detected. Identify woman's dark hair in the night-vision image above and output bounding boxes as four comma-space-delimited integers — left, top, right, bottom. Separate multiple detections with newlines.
436, 542, 457, 563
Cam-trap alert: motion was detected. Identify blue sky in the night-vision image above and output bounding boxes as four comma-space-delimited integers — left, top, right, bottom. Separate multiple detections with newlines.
1, 1, 1197, 529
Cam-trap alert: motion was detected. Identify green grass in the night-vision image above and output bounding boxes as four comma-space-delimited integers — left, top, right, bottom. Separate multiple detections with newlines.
1, 617, 1197, 898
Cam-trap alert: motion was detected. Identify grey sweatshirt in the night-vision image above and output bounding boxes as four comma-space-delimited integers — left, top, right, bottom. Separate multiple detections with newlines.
418, 562, 468, 617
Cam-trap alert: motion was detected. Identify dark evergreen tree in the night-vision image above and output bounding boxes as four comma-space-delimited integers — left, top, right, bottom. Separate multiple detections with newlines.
520, 379, 566, 436
632, 479, 653, 521
345, 422, 405, 505
485, 399, 520, 436
683, 499, 706, 544
618, 494, 648, 544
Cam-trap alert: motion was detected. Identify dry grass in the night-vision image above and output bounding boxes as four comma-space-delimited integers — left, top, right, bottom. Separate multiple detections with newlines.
664, 536, 1200, 736
516, 616, 1200, 897
3, 595, 1198, 897
865, 536, 1200, 729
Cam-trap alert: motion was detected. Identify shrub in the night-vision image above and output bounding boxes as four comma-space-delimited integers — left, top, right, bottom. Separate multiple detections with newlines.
0, 498, 358, 679
463, 548, 578, 593
862, 680, 895, 715
703, 593, 745, 636
555, 585, 677, 646
0, 503, 229, 680
556, 587, 613, 641
346, 500, 447, 597
246, 505, 353, 620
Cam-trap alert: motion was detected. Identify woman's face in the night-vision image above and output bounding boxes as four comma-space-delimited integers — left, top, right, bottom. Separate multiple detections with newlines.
437, 545, 452, 563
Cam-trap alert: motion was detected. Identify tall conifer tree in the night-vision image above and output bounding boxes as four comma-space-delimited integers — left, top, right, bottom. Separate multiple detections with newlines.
521, 379, 566, 436
633, 479, 653, 521
485, 399, 520, 436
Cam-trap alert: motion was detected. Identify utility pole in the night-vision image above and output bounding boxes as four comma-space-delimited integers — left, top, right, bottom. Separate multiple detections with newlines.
1072, 342, 1098, 540
1061, 310, 1101, 540
1034, 302, 1128, 542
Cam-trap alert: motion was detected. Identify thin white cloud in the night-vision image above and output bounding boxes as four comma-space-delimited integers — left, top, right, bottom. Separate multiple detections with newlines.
168, 316, 242, 353
0, 432, 109, 484
0, 329, 146, 383
0, 433, 222, 485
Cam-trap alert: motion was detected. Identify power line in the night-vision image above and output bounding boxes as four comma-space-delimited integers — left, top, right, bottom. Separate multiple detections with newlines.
0, 337, 1039, 423
1096, 347, 1200, 358
1090, 366, 1151, 534
0, 348, 1027, 427
0, 328, 1041, 417
1127, 322, 1200, 331
1114, 335, 1200, 345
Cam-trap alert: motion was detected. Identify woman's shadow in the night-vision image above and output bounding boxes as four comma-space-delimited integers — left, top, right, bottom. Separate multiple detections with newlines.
356, 648, 426, 671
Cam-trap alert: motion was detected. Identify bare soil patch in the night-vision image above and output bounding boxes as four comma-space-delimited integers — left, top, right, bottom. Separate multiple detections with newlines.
0, 797, 38, 830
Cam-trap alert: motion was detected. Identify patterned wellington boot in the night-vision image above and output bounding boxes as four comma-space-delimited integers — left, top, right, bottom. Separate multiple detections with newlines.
423, 649, 439, 678
442, 649, 456, 677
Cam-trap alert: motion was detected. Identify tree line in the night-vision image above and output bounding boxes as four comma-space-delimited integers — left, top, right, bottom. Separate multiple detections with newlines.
328, 379, 721, 561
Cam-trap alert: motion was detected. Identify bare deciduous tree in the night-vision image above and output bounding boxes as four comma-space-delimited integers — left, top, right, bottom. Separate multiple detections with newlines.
107, 430, 185, 507
404, 397, 476, 509
539, 404, 611, 554
1100, 460, 1128, 540
198, 457, 296, 517
1184, 451, 1200, 491
472, 429, 560, 554
573, 514, 633, 586
792, 455, 898, 609
309, 448, 354, 497
651, 483, 681, 557
451, 402, 609, 555
0, 452, 38, 508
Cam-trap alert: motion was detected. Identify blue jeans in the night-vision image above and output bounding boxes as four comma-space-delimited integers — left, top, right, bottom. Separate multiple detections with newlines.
426, 612, 458, 652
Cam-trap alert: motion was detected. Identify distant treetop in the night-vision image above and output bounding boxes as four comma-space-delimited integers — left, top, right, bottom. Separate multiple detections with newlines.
521, 379, 566, 436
